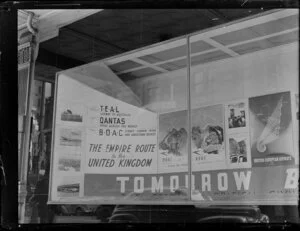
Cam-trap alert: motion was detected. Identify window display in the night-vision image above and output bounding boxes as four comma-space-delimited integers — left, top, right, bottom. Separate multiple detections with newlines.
47, 9, 299, 207
16, 8, 298, 224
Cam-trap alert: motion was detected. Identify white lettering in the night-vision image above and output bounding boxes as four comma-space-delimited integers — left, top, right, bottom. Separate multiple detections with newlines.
116, 177, 129, 194
217, 173, 228, 191
233, 171, 251, 190
170, 175, 179, 193
201, 174, 211, 191
134, 177, 144, 193
284, 168, 298, 189
185, 175, 195, 190
151, 177, 163, 193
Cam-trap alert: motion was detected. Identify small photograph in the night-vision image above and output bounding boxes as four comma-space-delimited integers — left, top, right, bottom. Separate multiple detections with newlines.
228, 135, 249, 164
60, 104, 83, 122
227, 102, 246, 129
60, 128, 82, 146
57, 183, 80, 196
58, 158, 81, 172
56, 176, 80, 197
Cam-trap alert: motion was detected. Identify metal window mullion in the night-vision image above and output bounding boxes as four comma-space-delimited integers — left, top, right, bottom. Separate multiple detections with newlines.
19, 42, 37, 223
186, 36, 192, 201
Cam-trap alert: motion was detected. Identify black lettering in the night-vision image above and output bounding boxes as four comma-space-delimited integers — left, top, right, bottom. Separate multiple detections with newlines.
93, 159, 99, 167
88, 158, 94, 167
146, 159, 152, 167
92, 145, 98, 152
119, 159, 124, 167
89, 144, 94, 152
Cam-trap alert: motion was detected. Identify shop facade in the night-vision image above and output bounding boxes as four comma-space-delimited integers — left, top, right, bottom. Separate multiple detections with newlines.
18, 9, 299, 224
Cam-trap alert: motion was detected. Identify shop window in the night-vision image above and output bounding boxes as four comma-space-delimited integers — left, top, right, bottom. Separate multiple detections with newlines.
23, 9, 299, 225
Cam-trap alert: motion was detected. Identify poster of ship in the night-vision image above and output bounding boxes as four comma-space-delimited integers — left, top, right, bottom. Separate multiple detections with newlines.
249, 91, 295, 167
56, 176, 81, 198
59, 102, 84, 123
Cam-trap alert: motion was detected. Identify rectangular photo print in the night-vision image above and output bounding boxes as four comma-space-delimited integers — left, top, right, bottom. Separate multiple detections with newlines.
59, 128, 82, 147
56, 176, 81, 198
59, 102, 85, 123
249, 91, 295, 167
58, 156, 81, 172
225, 100, 249, 134
227, 133, 251, 169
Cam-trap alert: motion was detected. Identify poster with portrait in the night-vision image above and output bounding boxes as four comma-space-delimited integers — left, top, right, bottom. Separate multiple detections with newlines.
158, 110, 188, 173
249, 91, 295, 167
226, 133, 251, 169
191, 104, 226, 171
225, 100, 249, 134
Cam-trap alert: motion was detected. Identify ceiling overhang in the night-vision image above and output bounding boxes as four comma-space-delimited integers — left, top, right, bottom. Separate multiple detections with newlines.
18, 9, 103, 43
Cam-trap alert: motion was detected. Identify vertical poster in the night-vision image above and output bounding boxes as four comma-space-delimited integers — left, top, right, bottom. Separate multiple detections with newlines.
51, 74, 158, 202
249, 91, 295, 167
158, 110, 188, 173
53, 100, 87, 199
54, 125, 84, 199
225, 100, 251, 169
191, 104, 225, 171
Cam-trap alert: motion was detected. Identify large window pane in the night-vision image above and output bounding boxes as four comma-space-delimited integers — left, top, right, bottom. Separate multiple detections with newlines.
49, 37, 189, 223
190, 10, 299, 223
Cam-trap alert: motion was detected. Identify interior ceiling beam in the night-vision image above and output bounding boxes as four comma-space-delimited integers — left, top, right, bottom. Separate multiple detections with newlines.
37, 47, 85, 70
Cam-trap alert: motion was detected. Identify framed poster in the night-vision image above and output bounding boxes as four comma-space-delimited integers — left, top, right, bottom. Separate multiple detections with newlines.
191, 104, 226, 171
249, 91, 295, 167
158, 110, 188, 173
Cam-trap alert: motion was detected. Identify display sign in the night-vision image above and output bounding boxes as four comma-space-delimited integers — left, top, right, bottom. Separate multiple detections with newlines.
49, 74, 298, 205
